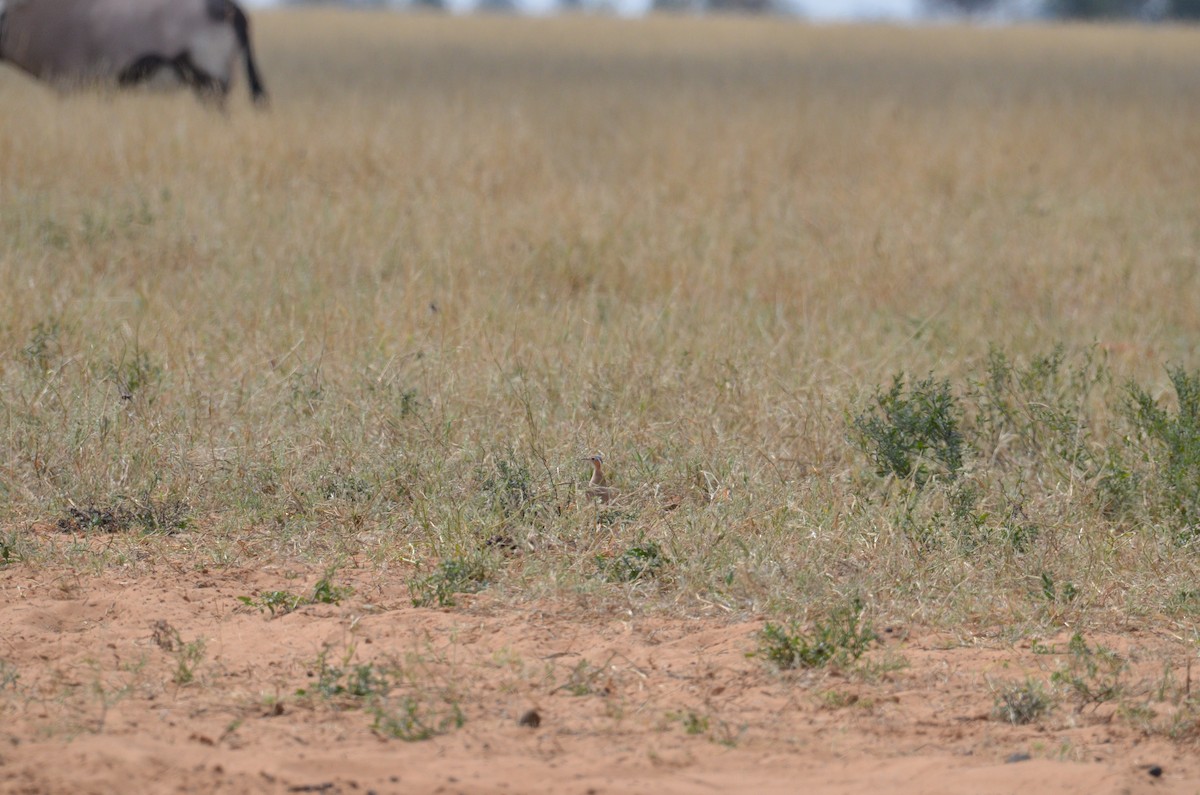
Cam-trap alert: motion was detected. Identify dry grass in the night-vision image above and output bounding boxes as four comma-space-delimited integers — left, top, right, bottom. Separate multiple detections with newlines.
4, 12, 1200, 635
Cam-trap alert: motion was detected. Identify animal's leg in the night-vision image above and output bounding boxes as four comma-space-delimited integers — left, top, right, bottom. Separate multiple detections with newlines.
173, 52, 229, 106
118, 54, 173, 85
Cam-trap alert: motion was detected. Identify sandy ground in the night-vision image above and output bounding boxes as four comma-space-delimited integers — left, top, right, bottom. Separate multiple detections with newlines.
0, 551, 1197, 795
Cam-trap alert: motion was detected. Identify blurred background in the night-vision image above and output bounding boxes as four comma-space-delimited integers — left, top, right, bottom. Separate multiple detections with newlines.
244, 0, 1200, 25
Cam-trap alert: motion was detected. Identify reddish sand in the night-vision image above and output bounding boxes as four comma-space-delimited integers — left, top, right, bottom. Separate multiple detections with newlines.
0, 559, 1196, 794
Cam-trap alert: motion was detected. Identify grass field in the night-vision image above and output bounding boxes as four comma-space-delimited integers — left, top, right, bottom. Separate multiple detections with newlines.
6, 12, 1200, 626
4, 15, 1200, 788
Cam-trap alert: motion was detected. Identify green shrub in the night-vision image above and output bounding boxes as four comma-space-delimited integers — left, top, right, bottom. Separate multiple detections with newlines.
298, 648, 396, 702
598, 541, 668, 583
851, 374, 964, 488
410, 557, 490, 607
970, 344, 1102, 479
993, 678, 1055, 725
756, 598, 875, 670
1127, 366, 1200, 537
1050, 632, 1126, 711
371, 696, 465, 742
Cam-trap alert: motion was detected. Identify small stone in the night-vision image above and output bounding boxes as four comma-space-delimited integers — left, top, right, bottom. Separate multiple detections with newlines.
517, 709, 541, 728
1147, 765, 1163, 778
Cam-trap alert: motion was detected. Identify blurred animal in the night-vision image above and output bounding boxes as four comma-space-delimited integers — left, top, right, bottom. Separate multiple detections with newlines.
0, 0, 267, 105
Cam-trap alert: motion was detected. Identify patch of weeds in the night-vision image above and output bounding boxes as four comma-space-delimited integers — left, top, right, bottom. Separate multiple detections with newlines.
1166, 589, 1200, 616
311, 567, 354, 605
856, 650, 911, 682
665, 709, 741, 746
850, 373, 964, 488
38, 217, 70, 250
150, 620, 205, 685
1096, 447, 1142, 522
57, 506, 123, 533
1159, 702, 1200, 741
409, 557, 490, 608
755, 598, 876, 671
288, 364, 325, 415
1111, 661, 1200, 738
73, 657, 149, 735
316, 470, 373, 503
365, 646, 467, 742
1117, 701, 1159, 729
993, 678, 1055, 725
173, 638, 207, 686
819, 690, 861, 709
396, 388, 421, 417
999, 517, 1040, 554
555, 656, 616, 697
22, 318, 63, 374
969, 344, 1103, 478
478, 454, 537, 519
674, 710, 709, 734
370, 694, 465, 742
238, 569, 353, 616
1039, 572, 1079, 605
0, 532, 23, 567
1050, 632, 1126, 712
106, 347, 163, 400
1030, 638, 1057, 655
55, 497, 189, 536
238, 589, 305, 617
1126, 366, 1200, 539
0, 660, 18, 691
597, 541, 669, 583
126, 495, 190, 535
297, 646, 396, 704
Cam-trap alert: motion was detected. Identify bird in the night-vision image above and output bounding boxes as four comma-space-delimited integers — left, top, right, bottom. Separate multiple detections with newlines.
583, 454, 616, 504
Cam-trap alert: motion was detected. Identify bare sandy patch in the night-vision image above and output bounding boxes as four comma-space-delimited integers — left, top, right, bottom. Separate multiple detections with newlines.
0, 562, 1195, 794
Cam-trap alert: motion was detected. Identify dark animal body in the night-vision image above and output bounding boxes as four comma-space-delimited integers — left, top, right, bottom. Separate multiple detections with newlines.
0, 0, 267, 104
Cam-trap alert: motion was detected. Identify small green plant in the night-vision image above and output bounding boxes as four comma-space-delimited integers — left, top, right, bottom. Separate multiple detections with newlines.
409, 557, 490, 607
127, 495, 191, 535
992, 678, 1055, 725
239, 571, 353, 616
316, 471, 373, 503
173, 638, 207, 686
0, 660, 18, 691
0, 531, 21, 567
56, 498, 189, 536
370, 695, 465, 742
819, 689, 862, 709
364, 645, 467, 742
479, 454, 537, 519
238, 590, 305, 617
297, 646, 396, 703
106, 346, 163, 400
755, 598, 876, 670
597, 541, 668, 583
1050, 632, 1126, 711
149, 621, 205, 687
676, 710, 709, 735
288, 363, 325, 415
665, 709, 739, 746
851, 374, 965, 488
22, 318, 62, 374
1126, 366, 1200, 538
1039, 572, 1078, 604
311, 568, 354, 605
969, 345, 1103, 478
1166, 589, 1200, 615
557, 657, 613, 697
